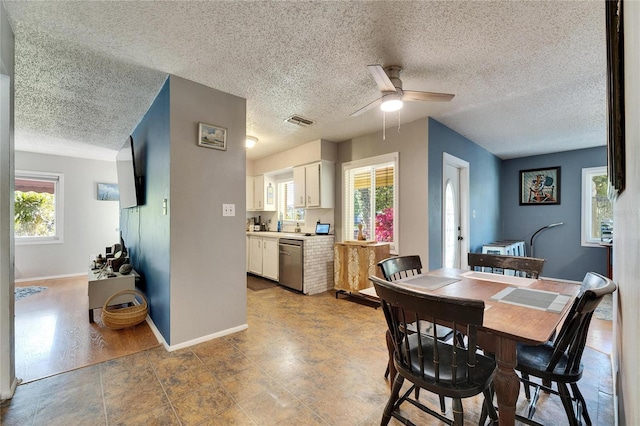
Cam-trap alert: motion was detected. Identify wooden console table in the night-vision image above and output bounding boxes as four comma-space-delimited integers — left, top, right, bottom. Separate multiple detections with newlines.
334, 241, 390, 294
87, 267, 137, 323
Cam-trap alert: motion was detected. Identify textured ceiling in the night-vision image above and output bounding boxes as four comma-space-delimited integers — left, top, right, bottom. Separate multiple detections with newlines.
4, 1, 606, 161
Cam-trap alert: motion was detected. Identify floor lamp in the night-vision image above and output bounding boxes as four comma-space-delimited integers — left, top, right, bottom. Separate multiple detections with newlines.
530, 222, 563, 257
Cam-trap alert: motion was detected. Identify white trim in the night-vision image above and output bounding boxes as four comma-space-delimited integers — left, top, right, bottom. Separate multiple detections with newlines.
581, 166, 610, 246
442, 153, 469, 270
0, 377, 19, 400
162, 323, 249, 352
14, 170, 64, 244
15, 272, 86, 283
342, 152, 399, 253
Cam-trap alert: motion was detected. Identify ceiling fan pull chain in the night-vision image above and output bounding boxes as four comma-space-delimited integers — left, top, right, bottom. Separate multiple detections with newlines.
383, 111, 386, 140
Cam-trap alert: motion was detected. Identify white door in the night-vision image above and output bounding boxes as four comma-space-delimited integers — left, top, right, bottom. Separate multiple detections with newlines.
442, 154, 469, 269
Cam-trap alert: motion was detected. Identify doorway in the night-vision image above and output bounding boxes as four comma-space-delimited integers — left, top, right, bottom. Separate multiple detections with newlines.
442, 153, 469, 269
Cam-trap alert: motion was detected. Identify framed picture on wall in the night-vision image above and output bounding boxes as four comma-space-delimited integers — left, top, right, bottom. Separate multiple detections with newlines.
520, 167, 561, 205
97, 183, 119, 201
198, 122, 227, 151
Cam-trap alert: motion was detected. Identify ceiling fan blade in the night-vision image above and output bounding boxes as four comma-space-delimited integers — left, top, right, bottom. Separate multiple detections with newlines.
367, 64, 397, 92
350, 96, 383, 117
402, 90, 455, 102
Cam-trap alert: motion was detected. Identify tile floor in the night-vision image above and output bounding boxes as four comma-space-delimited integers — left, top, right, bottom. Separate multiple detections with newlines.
2, 277, 615, 425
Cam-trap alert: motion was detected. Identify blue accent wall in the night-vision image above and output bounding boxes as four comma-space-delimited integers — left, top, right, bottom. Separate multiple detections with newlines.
120, 78, 171, 342
501, 146, 608, 281
428, 118, 501, 269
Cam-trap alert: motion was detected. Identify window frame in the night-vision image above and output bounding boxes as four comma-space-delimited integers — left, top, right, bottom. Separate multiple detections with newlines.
581, 166, 611, 247
277, 179, 305, 225
15, 170, 64, 245
342, 152, 399, 253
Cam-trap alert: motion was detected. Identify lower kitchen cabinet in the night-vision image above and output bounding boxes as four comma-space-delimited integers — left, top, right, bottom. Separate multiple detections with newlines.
248, 236, 278, 281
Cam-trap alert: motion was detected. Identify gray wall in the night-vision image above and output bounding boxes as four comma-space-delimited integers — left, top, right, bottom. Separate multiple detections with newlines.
122, 75, 247, 346
428, 118, 502, 269
168, 75, 247, 345
500, 147, 607, 280
336, 118, 429, 263
0, 0, 15, 398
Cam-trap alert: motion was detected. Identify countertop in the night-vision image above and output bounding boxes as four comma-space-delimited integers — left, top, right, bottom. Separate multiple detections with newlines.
246, 231, 335, 240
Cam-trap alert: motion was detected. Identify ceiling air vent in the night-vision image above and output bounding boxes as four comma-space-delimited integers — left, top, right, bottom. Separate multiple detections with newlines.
284, 115, 315, 127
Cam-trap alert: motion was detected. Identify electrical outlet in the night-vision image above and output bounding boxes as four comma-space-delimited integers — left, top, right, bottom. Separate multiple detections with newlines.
222, 203, 235, 217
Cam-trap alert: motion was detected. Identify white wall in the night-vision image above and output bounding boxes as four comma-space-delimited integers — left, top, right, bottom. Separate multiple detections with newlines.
335, 118, 429, 262
615, 1, 639, 423
14, 152, 120, 280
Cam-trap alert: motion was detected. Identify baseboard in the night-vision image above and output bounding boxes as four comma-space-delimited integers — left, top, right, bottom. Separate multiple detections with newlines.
169, 324, 249, 352
0, 376, 19, 401
143, 316, 167, 347
15, 272, 86, 283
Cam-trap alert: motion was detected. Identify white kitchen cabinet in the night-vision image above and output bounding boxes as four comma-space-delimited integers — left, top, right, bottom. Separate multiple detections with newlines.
261, 238, 279, 280
247, 174, 276, 211
248, 236, 263, 274
248, 235, 278, 280
293, 161, 334, 209
293, 166, 306, 208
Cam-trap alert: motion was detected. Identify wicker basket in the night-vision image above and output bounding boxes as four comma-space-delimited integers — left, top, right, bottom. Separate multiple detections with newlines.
101, 289, 148, 329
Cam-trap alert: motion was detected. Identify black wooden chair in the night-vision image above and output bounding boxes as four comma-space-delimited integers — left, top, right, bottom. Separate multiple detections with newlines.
378, 255, 459, 413
515, 272, 616, 426
468, 253, 545, 278
371, 275, 498, 425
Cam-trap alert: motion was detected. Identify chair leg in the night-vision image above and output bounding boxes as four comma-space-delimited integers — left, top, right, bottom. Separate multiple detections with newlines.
385, 331, 396, 388
439, 394, 446, 413
384, 364, 389, 379
570, 383, 592, 426
558, 382, 580, 426
452, 398, 464, 426
382, 374, 404, 426
522, 372, 531, 399
479, 387, 497, 425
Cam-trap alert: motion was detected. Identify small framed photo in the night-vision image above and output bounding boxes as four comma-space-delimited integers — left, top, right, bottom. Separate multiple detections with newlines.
97, 183, 119, 201
198, 122, 227, 150
520, 167, 561, 205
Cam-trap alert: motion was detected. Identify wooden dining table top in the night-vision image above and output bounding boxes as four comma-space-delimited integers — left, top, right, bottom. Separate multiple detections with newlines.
396, 268, 580, 346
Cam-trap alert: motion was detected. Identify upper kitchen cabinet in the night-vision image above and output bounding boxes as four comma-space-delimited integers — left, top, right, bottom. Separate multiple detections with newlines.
293, 161, 335, 209
246, 174, 276, 211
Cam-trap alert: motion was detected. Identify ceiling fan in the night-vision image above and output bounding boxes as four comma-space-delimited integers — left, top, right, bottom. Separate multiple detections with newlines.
350, 65, 454, 117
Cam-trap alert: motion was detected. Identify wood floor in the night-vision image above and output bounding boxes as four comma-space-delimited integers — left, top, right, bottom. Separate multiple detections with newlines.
14, 275, 160, 383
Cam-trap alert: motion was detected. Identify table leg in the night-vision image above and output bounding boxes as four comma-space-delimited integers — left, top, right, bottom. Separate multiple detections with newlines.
493, 337, 520, 426
89, 308, 94, 323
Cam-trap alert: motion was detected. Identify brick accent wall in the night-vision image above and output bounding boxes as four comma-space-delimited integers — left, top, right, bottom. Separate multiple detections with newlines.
303, 236, 335, 295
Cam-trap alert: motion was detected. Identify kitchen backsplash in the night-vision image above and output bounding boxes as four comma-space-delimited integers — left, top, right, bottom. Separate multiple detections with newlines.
246, 208, 334, 234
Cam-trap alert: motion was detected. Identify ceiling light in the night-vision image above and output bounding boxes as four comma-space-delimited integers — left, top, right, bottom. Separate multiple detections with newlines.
380, 93, 403, 112
245, 136, 258, 149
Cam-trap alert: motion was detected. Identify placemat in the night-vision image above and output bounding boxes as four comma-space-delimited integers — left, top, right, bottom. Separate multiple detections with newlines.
397, 274, 460, 291
490, 287, 571, 313
461, 270, 536, 286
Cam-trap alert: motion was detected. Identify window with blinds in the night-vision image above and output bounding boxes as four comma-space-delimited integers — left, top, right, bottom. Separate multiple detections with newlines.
279, 180, 305, 222
343, 153, 398, 252
15, 171, 64, 243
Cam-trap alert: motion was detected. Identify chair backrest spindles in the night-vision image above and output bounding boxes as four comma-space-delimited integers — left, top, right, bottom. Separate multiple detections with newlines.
546, 272, 616, 374
468, 253, 545, 278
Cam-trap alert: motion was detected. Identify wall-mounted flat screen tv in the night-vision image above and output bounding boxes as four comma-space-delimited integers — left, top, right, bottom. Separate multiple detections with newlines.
116, 136, 142, 208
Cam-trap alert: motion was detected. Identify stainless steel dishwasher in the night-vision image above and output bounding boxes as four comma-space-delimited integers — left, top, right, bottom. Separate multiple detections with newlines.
279, 239, 303, 291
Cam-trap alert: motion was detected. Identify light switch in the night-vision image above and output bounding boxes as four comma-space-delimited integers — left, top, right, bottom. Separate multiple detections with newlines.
223, 203, 235, 216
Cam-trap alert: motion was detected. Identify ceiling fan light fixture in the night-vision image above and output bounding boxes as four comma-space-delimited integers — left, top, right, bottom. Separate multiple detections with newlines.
245, 136, 258, 149
380, 93, 403, 112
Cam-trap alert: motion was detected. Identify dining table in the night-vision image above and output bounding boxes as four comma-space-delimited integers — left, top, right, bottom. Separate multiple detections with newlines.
364, 267, 580, 426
